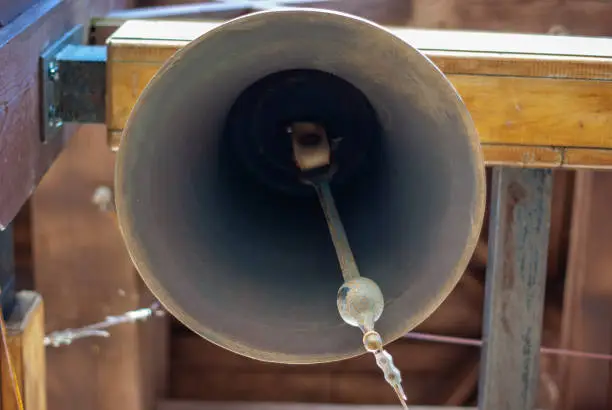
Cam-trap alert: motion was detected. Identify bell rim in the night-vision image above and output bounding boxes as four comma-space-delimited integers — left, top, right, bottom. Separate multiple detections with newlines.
115, 7, 487, 364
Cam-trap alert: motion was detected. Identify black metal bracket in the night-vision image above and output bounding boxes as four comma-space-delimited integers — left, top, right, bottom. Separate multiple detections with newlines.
40, 25, 108, 143
40, 25, 84, 143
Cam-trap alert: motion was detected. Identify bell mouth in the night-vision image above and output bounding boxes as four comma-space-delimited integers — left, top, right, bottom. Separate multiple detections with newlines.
115, 8, 485, 364
225, 68, 382, 196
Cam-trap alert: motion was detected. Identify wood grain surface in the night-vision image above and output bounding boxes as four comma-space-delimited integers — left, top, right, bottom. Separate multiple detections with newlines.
0, 0, 39, 26
105, 20, 612, 168
0, 0, 136, 229
1, 292, 46, 410
557, 171, 612, 410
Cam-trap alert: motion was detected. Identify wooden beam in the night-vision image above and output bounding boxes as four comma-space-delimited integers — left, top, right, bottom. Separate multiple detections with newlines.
167, 264, 484, 406
0, 0, 39, 26
106, 20, 612, 169
0, 0, 136, 228
158, 401, 474, 410
1, 291, 46, 410
168, 334, 477, 405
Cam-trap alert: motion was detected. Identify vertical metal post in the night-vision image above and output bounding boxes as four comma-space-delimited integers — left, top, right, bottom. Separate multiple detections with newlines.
478, 167, 553, 410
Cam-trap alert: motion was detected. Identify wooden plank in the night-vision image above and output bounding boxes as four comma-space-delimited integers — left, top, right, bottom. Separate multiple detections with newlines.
139, 0, 612, 36
169, 369, 453, 405
410, 0, 612, 37
480, 145, 562, 168
171, 334, 472, 374
441, 358, 479, 406
556, 171, 612, 410
478, 168, 552, 410
106, 18, 612, 58
168, 264, 484, 405
138, 0, 415, 26
138, 283, 169, 410
546, 170, 574, 281
0, 0, 39, 26
563, 148, 612, 169
1, 291, 46, 410
12, 201, 35, 291
449, 75, 612, 149
32, 124, 168, 410
105, 20, 612, 168
158, 401, 473, 410
169, 335, 474, 405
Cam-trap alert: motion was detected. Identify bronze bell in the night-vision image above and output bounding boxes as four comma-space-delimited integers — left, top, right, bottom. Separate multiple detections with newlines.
115, 8, 486, 364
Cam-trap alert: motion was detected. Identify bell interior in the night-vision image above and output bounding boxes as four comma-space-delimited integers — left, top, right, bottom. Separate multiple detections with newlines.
116, 10, 484, 363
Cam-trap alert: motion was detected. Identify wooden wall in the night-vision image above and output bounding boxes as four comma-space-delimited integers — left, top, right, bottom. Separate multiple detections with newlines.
31, 124, 168, 410
138, 0, 612, 36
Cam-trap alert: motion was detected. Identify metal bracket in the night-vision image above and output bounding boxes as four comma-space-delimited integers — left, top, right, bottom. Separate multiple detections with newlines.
39, 25, 84, 143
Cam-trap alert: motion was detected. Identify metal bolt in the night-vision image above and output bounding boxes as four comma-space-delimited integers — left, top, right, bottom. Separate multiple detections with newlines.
48, 61, 60, 82
47, 105, 63, 128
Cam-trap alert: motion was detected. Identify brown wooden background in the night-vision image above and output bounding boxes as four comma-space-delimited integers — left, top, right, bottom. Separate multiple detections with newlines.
10, 1, 612, 409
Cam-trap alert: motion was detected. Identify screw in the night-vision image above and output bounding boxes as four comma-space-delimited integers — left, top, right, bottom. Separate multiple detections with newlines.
47, 105, 63, 128
48, 61, 60, 82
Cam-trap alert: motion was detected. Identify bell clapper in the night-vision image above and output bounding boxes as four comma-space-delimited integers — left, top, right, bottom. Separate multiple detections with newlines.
290, 124, 409, 410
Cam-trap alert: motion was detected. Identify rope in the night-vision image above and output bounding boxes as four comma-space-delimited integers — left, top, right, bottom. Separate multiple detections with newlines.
0, 294, 25, 410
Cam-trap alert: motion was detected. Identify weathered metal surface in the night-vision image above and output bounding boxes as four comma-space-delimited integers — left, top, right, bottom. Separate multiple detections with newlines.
56, 45, 107, 123
41, 27, 106, 141
478, 167, 553, 410
0, 224, 16, 320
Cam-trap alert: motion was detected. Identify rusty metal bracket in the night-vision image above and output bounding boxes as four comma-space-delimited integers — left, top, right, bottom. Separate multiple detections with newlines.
40, 25, 108, 143
478, 167, 553, 410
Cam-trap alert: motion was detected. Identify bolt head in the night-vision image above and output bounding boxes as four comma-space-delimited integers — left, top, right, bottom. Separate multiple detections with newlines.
48, 61, 59, 81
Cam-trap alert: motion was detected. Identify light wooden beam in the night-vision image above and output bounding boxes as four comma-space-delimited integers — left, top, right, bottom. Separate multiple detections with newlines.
106, 19, 612, 169
1, 291, 46, 410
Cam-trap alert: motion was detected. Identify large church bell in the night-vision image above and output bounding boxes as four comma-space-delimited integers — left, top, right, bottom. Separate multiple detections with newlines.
115, 8, 486, 367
